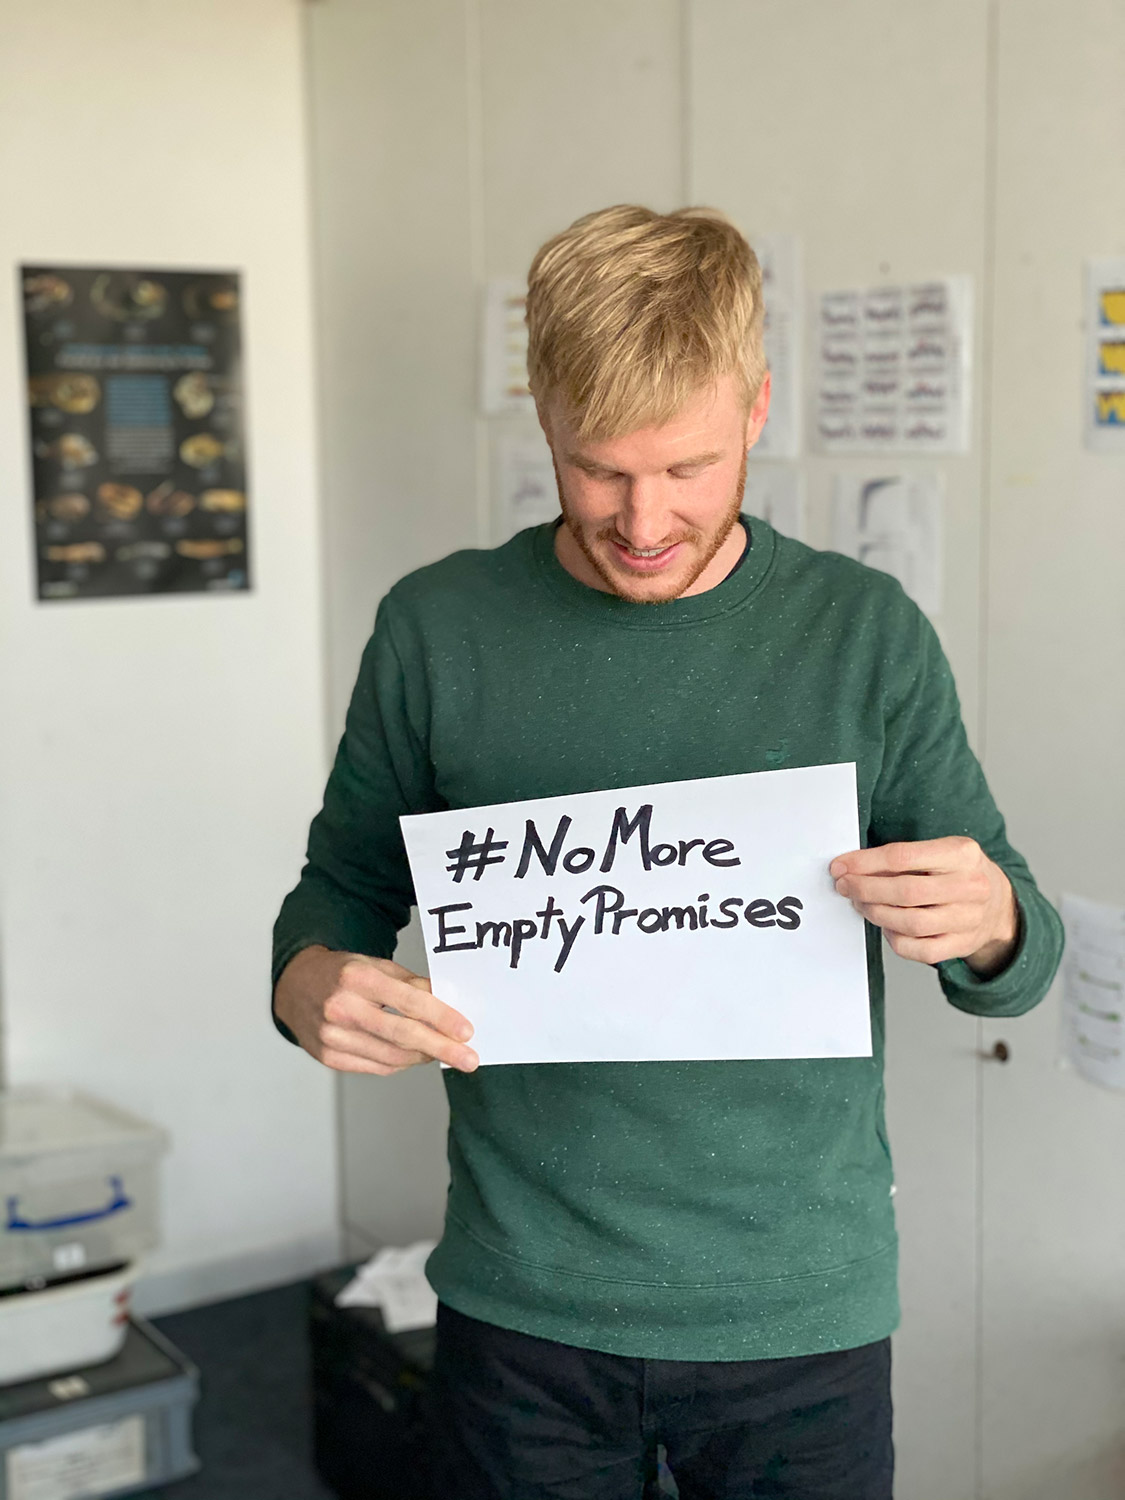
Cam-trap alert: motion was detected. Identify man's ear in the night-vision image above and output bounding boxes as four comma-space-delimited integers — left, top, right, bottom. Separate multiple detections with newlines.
535, 399, 553, 446
744, 370, 772, 452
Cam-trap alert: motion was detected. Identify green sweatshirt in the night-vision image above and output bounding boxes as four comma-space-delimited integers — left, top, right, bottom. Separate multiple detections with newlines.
273, 517, 1063, 1361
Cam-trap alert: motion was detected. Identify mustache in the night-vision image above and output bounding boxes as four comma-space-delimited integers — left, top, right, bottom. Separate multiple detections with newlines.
595, 527, 701, 549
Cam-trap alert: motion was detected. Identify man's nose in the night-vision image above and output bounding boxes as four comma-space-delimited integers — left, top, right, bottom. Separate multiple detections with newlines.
616, 478, 674, 548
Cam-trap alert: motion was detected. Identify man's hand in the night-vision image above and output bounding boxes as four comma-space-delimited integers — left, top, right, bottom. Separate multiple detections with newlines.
273, 945, 479, 1075
829, 836, 1019, 978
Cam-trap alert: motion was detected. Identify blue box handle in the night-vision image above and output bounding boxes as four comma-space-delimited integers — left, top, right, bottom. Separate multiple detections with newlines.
5, 1175, 132, 1232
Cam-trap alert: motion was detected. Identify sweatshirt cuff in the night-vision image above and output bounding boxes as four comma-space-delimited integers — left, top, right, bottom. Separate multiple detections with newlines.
270, 905, 402, 1046
937, 888, 1059, 1019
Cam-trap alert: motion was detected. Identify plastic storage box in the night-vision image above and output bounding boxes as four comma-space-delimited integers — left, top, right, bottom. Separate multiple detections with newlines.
0, 1317, 198, 1500
0, 1088, 168, 1291
0, 1262, 137, 1387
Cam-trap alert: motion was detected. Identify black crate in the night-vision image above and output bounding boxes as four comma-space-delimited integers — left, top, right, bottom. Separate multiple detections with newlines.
309, 1266, 434, 1500
309, 1267, 679, 1499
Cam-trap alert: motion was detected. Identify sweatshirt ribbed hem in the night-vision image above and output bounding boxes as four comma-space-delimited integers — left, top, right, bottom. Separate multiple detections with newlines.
426, 1215, 900, 1363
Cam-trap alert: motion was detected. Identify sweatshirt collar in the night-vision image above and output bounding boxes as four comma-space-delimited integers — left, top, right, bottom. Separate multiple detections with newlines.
530, 513, 777, 628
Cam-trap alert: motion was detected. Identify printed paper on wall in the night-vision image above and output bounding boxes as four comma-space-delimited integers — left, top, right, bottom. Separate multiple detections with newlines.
744, 466, 805, 541
815, 277, 972, 455
1059, 894, 1125, 1091
1085, 260, 1125, 451
832, 472, 943, 618
481, 277, 534, 416
749, 233, 803, 460
21, 265, 250, 601
494, 431, 558, 540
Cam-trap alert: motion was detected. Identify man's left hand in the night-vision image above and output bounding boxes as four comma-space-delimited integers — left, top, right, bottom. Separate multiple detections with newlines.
829, 836, 1019, 978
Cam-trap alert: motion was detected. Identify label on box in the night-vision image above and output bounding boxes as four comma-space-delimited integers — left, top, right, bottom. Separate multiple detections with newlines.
51, 1243, 87, 1274
6, 1415, 145, 1500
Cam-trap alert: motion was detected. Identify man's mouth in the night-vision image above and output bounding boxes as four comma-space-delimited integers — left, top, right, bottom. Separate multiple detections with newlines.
610, 538, 684, 570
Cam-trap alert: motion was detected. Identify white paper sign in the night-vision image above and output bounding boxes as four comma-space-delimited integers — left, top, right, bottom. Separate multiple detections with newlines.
400, 763, 871, 1066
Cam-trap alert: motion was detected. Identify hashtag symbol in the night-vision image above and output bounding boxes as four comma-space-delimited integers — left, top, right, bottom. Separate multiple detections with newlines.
445, 827, 509, 883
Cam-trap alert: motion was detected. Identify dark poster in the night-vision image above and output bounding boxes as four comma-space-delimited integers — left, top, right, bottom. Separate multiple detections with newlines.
21, 265, 250, 600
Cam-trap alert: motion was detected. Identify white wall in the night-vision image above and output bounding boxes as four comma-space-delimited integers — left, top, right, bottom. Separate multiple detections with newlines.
0, 0, 340, 1312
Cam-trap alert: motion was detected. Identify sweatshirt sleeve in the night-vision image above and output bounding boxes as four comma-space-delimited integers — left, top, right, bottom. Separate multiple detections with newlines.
270, 597, 439, 1040
868, 601, 1063, 1018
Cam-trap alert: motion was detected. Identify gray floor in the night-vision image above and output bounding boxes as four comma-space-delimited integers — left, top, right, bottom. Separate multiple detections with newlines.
140, 1279, 334, 1500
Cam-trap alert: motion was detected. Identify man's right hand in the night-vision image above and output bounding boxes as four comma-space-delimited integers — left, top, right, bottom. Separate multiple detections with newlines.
273, 945, 479, 1075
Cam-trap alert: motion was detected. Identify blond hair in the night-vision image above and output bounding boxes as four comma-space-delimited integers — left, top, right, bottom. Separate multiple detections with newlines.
526, 204, 766, 441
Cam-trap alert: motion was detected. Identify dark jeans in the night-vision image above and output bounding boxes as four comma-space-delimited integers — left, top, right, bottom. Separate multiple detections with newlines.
427, 1304, 893, 1499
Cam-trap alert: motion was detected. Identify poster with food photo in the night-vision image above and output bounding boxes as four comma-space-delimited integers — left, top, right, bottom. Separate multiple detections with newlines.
21, 265, 250, 600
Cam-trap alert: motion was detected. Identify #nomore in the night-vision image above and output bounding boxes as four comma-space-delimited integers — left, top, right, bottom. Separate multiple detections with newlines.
449, 801, 744, 886
514, 802, 742, 878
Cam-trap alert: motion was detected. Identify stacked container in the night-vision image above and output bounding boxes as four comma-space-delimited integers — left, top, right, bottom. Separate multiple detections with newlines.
0, 1087, 168, 1385
0, 1318, 200, 1500
0, 1087, 199, 1497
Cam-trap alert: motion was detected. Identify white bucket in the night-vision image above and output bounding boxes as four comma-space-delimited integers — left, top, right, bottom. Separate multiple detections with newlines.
0, 1260, 137, 1386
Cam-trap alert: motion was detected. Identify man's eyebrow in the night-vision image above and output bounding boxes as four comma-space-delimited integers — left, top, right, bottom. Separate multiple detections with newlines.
565, 450, 726, 471
667, 451, 724, 468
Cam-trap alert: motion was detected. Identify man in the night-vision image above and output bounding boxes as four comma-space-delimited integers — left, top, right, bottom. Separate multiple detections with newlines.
273, 206, 1062, 1499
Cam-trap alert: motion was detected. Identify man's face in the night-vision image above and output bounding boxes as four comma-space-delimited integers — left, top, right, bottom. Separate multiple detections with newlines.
543, 372, 771, 604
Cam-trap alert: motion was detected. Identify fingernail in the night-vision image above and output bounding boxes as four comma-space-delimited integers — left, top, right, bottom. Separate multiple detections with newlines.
829, 859, 845, 877
458, 1023, 474, 1041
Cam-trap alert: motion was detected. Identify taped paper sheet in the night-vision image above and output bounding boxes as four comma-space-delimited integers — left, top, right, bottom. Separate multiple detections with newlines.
495, 431, 558, 540
749, 233, 802, 459
744, 466, 805, 541
401, 763, 871, 1067
832, 472, 943, 618
1059, 894, 1125, 1091
480, 277, 534, 416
